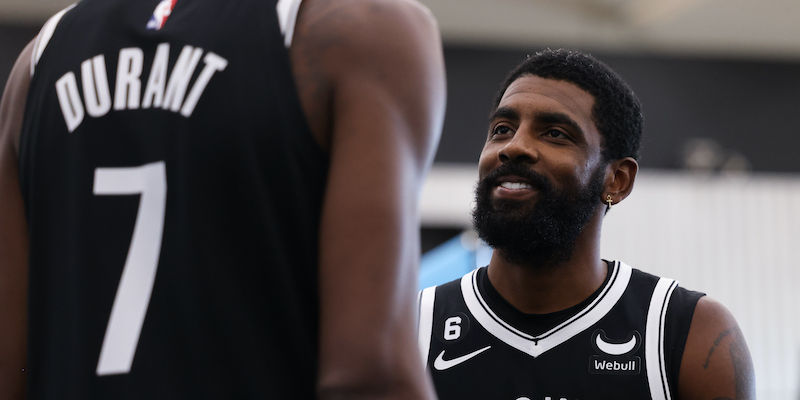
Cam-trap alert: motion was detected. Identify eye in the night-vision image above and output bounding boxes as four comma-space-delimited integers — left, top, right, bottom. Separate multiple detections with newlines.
543, 128, 568, 139
491, 124, 513, 136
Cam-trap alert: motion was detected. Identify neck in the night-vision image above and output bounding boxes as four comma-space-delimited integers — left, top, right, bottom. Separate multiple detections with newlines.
486, 211, 607, 314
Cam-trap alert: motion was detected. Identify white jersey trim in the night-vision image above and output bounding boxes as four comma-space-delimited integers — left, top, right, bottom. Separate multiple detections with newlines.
461, 261, 632, 358
417, 286, 437, 366
645, 277, 679, 400
31, 3, 77, 76
276, 0, 303, 48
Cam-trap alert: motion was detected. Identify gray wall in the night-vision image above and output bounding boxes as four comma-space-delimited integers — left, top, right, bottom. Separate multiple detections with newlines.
437, 45, 800, 172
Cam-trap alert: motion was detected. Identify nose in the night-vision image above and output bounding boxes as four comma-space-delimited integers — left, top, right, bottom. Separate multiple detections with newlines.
498, 128, 539, 164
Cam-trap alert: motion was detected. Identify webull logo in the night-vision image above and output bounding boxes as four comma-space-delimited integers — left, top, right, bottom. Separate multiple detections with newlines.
590, 357, 640, 374
589, 329, 641, 375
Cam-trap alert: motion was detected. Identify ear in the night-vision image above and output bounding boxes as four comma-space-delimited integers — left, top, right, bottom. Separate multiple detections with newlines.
602, 157, 638, 206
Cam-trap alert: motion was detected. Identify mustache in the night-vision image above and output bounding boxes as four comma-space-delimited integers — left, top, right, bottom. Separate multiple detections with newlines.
480, 162, 553, 192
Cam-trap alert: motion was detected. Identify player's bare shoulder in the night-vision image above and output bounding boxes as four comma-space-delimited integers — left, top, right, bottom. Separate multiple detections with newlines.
0, 41, 34, 155
293, 0, 439, 50
678, 296, 755, 400
289, 0, 444, 151
0, 39, 34, 400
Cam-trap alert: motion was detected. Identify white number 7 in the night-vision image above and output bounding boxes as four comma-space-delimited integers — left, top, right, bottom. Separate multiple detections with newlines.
93, 161, 167, 376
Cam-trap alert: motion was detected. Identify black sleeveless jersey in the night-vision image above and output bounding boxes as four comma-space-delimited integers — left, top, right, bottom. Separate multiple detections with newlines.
417, 261, 705, 400
19, 0, 326, 398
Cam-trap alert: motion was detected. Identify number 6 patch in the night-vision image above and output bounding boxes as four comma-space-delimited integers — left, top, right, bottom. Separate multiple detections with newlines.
436, 312, 470, 343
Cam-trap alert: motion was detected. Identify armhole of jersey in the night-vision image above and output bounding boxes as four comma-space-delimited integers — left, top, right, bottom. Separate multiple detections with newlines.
645, 277, 679, 400
276, 0, 303, 48
30, 3, 77, 76
417, 286, 437, 366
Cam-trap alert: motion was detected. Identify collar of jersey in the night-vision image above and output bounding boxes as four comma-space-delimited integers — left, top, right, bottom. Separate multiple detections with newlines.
460, 260, 632, 358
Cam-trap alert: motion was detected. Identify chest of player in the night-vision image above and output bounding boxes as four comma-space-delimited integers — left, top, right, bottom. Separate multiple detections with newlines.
418, 263, 682, 400
427, 310, 650, 400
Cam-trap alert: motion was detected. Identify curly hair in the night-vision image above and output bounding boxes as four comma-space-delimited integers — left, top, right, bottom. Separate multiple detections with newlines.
492, 49, 643, 161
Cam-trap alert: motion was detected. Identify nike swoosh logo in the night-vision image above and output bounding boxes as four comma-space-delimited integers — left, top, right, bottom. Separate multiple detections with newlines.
595, 334, 637, 356
433, 346, 491, 371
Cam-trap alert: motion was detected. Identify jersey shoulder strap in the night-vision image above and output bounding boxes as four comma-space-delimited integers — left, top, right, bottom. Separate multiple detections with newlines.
30, 0, 301, 75
644, 274, 680, 400
629, 263, 703, 400
417, 284, 437, 365
30, 3, 77, 76
417, 275, 472, 365
276, 0, 303, 47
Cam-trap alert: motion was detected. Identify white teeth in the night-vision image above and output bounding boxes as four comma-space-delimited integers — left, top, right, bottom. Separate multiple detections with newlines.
500, 182, 532, 190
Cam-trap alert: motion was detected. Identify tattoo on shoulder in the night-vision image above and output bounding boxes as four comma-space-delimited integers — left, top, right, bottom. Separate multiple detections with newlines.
703, 328, 732, 369
702, 327, 755, 400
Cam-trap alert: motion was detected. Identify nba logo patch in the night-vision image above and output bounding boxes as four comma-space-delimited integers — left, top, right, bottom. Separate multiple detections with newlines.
146, 0, 178, 30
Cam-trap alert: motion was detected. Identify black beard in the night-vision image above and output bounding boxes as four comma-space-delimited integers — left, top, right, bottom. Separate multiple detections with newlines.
472, 162, 606, 267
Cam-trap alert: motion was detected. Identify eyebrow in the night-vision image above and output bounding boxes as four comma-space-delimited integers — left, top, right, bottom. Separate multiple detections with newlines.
534, 111, 586, 139
489, 107, 587, 139
488, 106, 519, 124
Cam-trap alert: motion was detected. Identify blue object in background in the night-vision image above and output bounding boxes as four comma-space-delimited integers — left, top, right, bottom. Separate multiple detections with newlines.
418, 231, 492, 290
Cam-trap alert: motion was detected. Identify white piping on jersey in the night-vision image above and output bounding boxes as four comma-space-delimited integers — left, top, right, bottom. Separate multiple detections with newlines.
30, 1, 301, 76
31, 3, 77, 77
645, 277, 679, 400
276, 0, 303, 48
460, 261, 632, 358
417, 286, 437, 365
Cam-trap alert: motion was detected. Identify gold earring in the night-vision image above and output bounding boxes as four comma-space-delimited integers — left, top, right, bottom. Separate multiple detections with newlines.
606, 195, 613, 208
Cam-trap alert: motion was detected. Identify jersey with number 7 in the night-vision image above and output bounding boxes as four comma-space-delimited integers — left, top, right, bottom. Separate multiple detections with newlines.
18, 0, 325, 397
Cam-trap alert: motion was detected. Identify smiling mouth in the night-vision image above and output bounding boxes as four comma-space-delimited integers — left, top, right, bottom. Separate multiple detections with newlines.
499, 181, 533, 190
493, 177, 538, 201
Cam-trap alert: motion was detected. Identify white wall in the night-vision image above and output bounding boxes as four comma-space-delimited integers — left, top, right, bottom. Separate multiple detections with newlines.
421, 164, 800, 399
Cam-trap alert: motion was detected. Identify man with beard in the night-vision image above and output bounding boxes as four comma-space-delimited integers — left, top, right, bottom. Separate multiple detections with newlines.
418, 49, 754, 400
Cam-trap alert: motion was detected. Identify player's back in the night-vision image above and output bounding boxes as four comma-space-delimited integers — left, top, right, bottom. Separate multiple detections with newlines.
19, 0, 326, 397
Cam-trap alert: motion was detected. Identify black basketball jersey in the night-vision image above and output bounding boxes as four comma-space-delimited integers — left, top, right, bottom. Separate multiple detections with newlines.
19, 0, 325, 398
417, 261, 705, 400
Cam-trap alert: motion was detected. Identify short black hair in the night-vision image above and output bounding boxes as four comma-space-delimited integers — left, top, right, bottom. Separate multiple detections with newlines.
493, 49, 643, 161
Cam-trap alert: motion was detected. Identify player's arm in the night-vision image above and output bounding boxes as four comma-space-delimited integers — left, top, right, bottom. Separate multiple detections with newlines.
677, 296, 755, 400
0, 40, 33, 400
291, 0, 446, 398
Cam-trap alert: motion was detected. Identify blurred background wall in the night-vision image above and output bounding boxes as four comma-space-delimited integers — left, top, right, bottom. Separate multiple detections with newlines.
2, 0, 799, 397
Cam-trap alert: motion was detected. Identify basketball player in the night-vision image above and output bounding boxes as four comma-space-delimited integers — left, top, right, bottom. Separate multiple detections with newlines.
0, 0, 445, 398
418, 49, 754, 400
